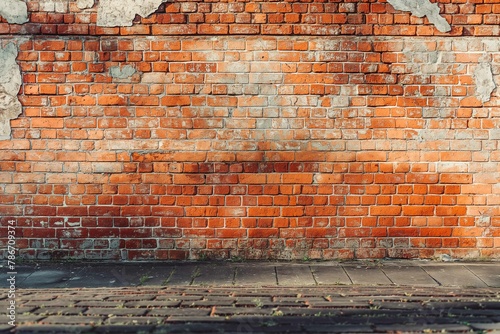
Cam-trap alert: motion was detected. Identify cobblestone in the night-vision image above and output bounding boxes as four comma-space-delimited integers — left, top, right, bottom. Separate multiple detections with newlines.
2, 285, 498, 333
1, 262, 499, 333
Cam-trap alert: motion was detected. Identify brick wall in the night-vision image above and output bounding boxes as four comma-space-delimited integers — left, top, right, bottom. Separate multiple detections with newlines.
0, 0, 499, 261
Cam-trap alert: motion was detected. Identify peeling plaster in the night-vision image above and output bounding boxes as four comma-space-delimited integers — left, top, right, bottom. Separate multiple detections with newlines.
387, 0, 451, 33
97, 0, 167, 27
0, 0, 28, 24
0, 43, 22, 140
110, 65, 137, 79
76, 0, 95, 10
474, 62, 496, 103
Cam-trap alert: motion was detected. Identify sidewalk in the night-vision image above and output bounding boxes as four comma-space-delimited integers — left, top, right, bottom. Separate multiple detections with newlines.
1, 260, 499, 333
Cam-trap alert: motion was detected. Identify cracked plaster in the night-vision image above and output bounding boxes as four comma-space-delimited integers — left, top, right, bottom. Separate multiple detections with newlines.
387, 0, 451, 33
0, 0, 28, 24
97, 0, 168, 27
0, 43, 22, 140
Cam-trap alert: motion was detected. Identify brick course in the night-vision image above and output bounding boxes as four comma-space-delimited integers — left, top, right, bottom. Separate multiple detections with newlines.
0, 0, 499, 260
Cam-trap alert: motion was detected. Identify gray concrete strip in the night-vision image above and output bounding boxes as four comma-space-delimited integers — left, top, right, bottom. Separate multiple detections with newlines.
276, 264, 316, 286
63, 265, 143, 288
192, 263, 235, 286
19, 270, 72, 288
310, 265, 352, 285
382, 266, 438, 286
422, 265, 489, 287
0, 266, 37, 288
139, 266, 176, 286
342, 265, 393, 285
234, 263, 277, 286
164, 263, 199, 285
465, 265, 500, 288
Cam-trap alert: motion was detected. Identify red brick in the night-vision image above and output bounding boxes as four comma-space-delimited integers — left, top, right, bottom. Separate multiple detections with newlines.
2, 3, 499, 261
282, 173, 313, 184
370, 206, 402, 216
248, 207, 279, 217
402, 206, 435, 216
173, 175, 205, 185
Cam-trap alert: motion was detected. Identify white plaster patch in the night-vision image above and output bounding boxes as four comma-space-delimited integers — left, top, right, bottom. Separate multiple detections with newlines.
474, 62, 496, 103
387, 0, 451, 33
0, 43, 22, 140
76, 0, 95, 10
39, 0, 68, 13
97, 0, 168, 27
0, 0, 28, 24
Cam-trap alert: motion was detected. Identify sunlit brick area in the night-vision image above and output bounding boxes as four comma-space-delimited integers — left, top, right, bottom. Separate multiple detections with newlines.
0, 0, 499, 261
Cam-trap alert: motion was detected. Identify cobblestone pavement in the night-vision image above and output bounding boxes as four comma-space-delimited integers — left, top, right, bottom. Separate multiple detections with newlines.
1, 285, 500, 333
1, 261, 499, 333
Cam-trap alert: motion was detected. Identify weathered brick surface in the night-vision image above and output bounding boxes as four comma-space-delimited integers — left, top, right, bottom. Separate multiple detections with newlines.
0, 0, 499, 261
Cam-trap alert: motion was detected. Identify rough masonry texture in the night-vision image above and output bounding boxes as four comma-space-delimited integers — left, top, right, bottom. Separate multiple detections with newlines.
0, 0, 499, 261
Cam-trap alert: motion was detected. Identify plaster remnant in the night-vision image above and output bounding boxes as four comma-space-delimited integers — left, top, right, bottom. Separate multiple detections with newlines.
0, 0, 28, 24
387, 0, 451, 33
0, 43, 22, 140
97, 0, 167, 27
76, 0, 95, 10
474, 62, 496, 103
110, 65, 137, 79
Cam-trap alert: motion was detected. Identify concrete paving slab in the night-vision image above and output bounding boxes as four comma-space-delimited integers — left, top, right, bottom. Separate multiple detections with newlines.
275, 265, 316, 286
465, 264, 500, 288
342, 265, 393, 285
46, 265, 138, 288
192, 263, 235, 286
382, 266, 438, 286
311, 265, 352, 285
422, 265, 489, 287
234, 263, 277, 286
0, 266, 36, 288
163, 263, 199, 285
19, 270, 71, 288
120, 265, 177, 287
